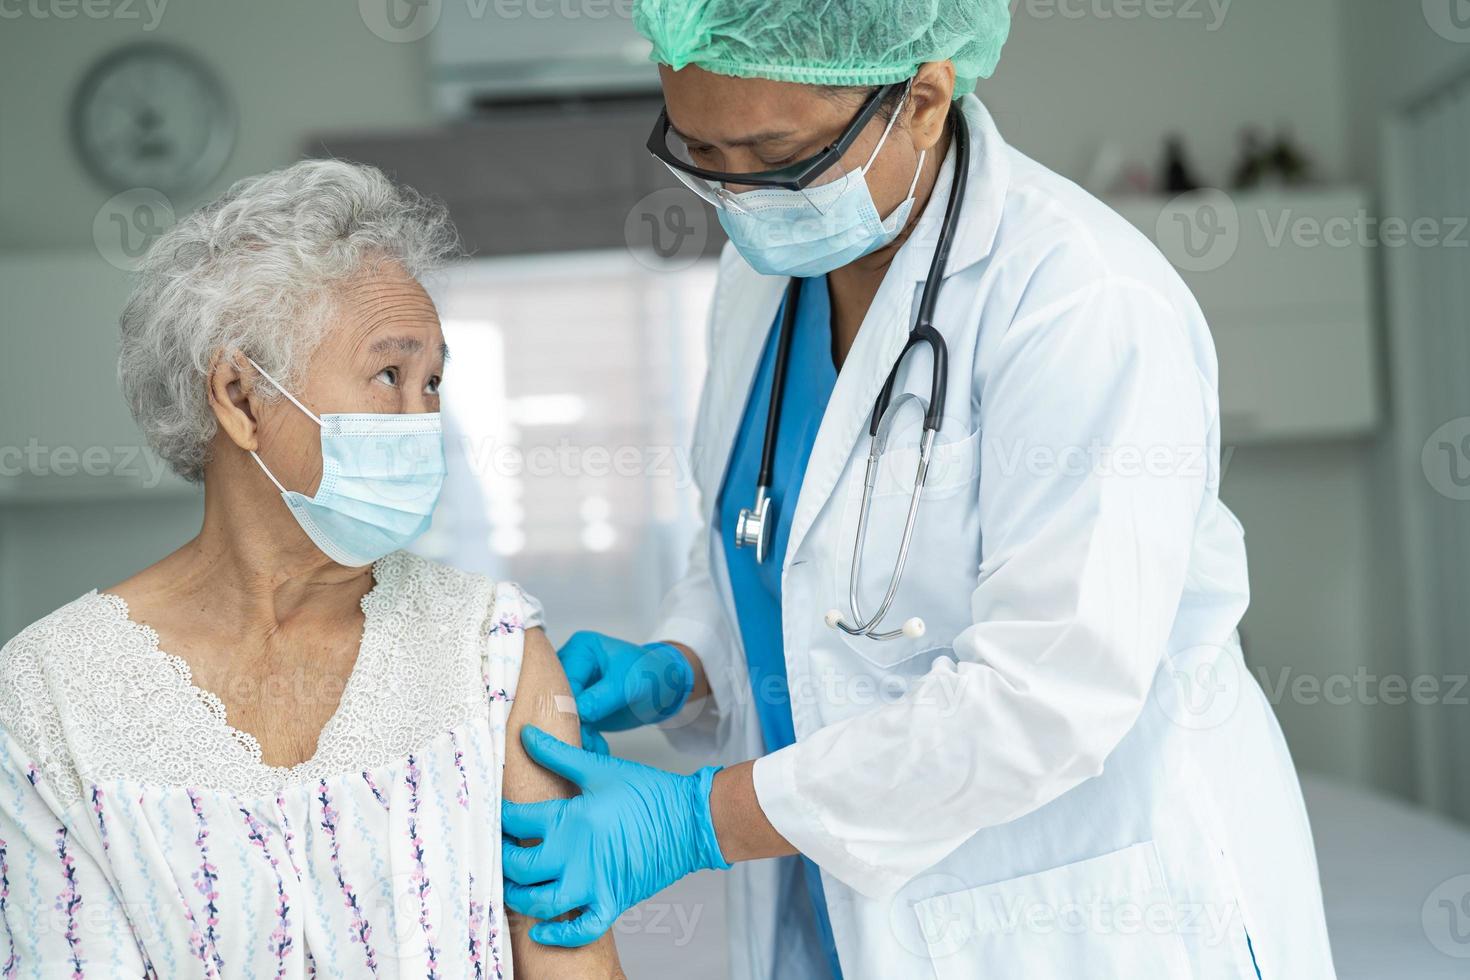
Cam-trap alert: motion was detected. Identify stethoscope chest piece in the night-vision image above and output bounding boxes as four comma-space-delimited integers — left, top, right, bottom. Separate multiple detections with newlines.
734, 488, 773, 564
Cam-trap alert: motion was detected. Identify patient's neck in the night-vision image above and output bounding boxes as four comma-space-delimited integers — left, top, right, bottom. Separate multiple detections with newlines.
114, 452, 373, 642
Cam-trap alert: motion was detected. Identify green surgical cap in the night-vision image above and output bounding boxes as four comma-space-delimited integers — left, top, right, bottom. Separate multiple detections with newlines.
633, 0, 1011, 97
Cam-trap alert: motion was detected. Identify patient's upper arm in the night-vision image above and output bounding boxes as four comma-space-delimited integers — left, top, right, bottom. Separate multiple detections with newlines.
504, 627, 581, 802
504, 627, 623, 978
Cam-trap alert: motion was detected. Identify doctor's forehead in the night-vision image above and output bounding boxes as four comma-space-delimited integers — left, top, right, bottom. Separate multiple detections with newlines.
659, 64, 850, 145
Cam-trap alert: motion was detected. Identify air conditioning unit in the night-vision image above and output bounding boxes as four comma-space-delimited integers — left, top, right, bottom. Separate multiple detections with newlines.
429, 0, 660, 115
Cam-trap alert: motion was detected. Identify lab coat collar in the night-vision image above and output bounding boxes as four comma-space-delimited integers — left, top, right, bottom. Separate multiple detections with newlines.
777, 97, 1010, 575
895, 94, 1010, 284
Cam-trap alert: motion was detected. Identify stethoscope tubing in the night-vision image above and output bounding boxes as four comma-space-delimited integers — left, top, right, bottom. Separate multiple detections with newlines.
738, 103, 971, 641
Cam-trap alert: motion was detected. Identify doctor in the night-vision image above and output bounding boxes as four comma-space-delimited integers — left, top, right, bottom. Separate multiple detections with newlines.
502, 1, 1338, 977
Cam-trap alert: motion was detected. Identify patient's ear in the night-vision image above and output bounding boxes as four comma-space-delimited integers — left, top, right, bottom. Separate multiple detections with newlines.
207, 351, 263, 452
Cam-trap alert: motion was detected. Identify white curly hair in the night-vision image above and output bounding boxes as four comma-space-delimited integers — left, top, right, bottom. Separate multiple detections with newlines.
118, 159, 460, 483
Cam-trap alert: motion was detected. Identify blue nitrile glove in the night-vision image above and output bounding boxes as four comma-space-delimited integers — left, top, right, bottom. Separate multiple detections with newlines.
501, 726, 731, 947
557, 632, 695, 753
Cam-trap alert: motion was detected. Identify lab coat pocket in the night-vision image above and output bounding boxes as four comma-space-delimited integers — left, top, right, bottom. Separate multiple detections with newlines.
831, 426, 982, 669
869, 424, 982, 500
912, 842, 1195, 980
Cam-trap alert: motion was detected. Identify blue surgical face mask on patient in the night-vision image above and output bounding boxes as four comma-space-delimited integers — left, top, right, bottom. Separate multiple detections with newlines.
245, 358, 445, 567
715, 91, 926, 279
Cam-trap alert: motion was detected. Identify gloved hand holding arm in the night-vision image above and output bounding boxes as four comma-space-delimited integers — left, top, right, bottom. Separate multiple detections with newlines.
503, 726, 792, 948
502, 727, 798, 947
556, 631, 710, 753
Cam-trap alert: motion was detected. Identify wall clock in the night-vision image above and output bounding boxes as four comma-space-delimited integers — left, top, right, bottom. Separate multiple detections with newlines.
71, 42, 236, 196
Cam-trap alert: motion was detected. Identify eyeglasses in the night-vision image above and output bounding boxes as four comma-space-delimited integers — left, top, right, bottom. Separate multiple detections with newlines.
646, 82, 909, 211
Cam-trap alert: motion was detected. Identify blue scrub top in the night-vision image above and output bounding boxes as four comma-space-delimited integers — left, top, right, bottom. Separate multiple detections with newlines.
717, 278, 843, 980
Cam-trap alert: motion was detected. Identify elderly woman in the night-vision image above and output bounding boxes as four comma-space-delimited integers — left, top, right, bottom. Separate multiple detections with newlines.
0, 161, 622, 978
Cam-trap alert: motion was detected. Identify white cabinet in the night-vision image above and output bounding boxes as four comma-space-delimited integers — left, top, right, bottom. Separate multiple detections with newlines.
1109, 189, 1380, 443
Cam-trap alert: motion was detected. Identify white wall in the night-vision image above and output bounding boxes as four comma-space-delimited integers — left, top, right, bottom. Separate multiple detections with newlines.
0, 0, 1356, 252
0, 0, 1434, 804
1338, 0, 1470, 182
987, 0, 1351, 186
0, 2, 427, 251
1335, 1, 1470, 810
0, 496, 204, 637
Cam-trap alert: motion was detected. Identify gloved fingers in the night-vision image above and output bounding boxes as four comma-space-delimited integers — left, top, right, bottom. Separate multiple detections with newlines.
530, 903, 616, 948
579, 724, 610, 756
520, 725, 600, 787
500, 839, 559, 884
573, 674, 630, 726
576, 645, 689, 729
505, 880, 582, 922
501, 797, 564, 841
557, 632, 605, 695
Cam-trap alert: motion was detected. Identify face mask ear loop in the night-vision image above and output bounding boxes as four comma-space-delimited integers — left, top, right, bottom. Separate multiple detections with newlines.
249, 450, 291, 496
858, 81, 914, 177
243, 356, 317, 497
245, 357, 324, 426
904, 149, 926, 199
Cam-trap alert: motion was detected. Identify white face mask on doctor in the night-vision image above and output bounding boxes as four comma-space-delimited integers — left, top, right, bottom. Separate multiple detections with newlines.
714, 87, 926, 279
246, 358, 446, 567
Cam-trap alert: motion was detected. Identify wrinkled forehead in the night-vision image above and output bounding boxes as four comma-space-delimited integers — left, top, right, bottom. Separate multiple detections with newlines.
321, 265, 448, 365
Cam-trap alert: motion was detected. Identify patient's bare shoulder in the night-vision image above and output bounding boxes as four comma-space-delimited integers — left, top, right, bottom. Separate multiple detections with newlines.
504, 627, 580, 801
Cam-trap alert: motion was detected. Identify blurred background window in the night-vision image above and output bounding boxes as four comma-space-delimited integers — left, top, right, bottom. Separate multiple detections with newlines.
413, 252, 717, 643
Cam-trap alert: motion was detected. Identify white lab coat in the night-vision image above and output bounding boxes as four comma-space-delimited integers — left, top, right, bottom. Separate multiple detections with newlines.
651, 96, 1337, 980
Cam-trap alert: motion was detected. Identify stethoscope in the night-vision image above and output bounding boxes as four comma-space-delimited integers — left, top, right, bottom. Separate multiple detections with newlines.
734, 102, 969, 642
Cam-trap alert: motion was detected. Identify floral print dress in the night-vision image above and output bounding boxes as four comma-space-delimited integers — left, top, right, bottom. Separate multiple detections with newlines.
0, 551, 538, 979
